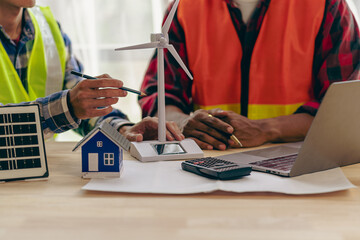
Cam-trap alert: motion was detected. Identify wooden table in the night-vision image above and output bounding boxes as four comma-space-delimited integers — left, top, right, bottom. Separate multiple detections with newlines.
1, 141, 359, 240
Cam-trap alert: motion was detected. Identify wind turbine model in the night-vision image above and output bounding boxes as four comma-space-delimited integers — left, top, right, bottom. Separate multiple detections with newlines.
115, 0, 203, 162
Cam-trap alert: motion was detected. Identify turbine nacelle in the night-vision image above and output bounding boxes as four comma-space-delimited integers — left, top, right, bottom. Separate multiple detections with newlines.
150, 33, 168, 47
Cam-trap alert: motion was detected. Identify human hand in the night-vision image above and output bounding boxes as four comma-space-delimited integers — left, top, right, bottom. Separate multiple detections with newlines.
69, 74, 128, 119
209, 109, 268, 148
180, 109, 234, 150
120, 117, 185, 142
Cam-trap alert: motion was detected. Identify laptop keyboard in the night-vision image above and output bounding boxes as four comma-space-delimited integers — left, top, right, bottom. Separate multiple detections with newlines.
249, 154, 298, 172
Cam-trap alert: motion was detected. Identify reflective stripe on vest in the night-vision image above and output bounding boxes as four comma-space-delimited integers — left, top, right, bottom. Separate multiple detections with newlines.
29, 6, 65, 96
178, 0, 325, 119
0, 6, 66, 104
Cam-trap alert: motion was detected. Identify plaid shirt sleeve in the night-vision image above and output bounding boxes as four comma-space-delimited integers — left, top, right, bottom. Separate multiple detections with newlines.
295, 0, 360, 115
139, 2, 193, 117
0, 89, 131, 139
0, 90, 80, 139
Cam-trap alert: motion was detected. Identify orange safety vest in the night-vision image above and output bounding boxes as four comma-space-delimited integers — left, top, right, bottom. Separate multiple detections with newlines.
177, 0, 325, 119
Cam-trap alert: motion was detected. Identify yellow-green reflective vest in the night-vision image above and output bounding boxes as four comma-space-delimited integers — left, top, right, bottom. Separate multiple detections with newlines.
0, 6, 67, 104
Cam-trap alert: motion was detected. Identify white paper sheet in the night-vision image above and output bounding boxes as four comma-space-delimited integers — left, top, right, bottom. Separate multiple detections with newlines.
82, 160, 356, 195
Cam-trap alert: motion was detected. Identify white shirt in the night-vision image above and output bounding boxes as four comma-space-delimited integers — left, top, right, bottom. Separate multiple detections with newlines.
232, 0, 260, 24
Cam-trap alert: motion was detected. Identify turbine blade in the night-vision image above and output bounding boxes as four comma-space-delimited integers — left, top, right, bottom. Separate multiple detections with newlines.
115, 42, 159, 51
167, 44, 193, 80
162, 0, 180, 36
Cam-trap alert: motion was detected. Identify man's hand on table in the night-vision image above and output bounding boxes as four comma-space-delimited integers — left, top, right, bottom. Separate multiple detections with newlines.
179, 109, 235, 150
119, 116, 185, 142
208, 109, 269, 148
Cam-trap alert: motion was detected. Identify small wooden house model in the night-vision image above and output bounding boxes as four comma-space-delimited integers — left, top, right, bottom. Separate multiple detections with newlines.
73, 121, 130, 178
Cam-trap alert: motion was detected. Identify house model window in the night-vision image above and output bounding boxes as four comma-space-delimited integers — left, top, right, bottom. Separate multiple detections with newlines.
104, 153, 114, 166
97, 141, 103, 147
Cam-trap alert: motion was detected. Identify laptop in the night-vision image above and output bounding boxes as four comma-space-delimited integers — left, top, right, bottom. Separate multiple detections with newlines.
217, 80, 360, 177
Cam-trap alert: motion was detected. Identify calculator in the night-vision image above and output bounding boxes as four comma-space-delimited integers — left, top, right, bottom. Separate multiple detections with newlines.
181, 157, 252, 180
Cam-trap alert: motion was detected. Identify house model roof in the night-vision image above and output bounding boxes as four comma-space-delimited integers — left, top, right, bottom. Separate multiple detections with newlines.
72, 121, 131, 152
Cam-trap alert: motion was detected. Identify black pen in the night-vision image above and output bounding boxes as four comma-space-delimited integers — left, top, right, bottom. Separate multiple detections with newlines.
71, 70, 146, 96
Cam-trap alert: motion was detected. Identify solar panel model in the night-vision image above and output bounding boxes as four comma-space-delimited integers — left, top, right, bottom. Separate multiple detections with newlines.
0, 105, 48, 182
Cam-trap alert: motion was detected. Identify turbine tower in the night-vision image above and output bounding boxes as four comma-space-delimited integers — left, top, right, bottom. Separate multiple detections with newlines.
115, 0, 192, 142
